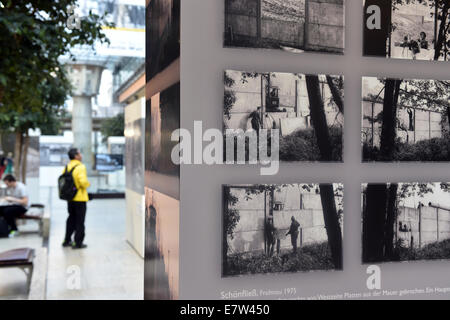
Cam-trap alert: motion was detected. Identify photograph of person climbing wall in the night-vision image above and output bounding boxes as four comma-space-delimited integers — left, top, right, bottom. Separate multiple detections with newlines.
224, 0, 345, 54
362, 77, 450, 162
222, 183, 344, 277
363, 0, 449, 61
362, 182, 450, 264
224, 70, 344, 162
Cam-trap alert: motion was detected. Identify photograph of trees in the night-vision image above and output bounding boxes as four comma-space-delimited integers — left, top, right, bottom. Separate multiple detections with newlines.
362, 182, 450, 264
362, 77, 450, 162
224, 71, 344, 162
222, 183, 343, 277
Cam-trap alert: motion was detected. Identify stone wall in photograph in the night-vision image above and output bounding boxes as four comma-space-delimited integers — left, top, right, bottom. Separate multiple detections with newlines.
227, 185, 342, 254
305, 0, 345, 53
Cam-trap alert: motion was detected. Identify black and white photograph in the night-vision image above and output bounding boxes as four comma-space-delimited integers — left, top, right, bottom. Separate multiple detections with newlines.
363, 0, 450, 61
362, 182, 450, 264
145, 82, 180, 198
362, 77, 450, 162
224, 70, 344, 162
94, 154, 124, 172
144, 188, 179, 300
39, 143, 72, 167
222, 183, 344, 277
224, 0, 344, 54
146, 0, 180, 81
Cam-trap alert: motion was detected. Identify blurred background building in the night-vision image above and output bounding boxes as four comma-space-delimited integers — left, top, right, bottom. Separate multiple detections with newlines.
0, 0, 146, 299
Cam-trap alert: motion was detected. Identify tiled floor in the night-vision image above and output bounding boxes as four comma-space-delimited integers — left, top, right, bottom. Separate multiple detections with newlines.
0, 187, 144, 300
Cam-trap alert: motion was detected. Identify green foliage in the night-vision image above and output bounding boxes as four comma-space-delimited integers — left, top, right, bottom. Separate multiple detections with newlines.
225, 242, 334, 276
398, 182, 435, 199
0, 0, 113, 133
279, 126, 343, 162
395, 137, 450, 161
100, 113, 124, 143
363, 136, 450, 162
400, 80, 450, 111
223, 71, 236, 123
398, 239, 450, 261
223, 186, 240, 240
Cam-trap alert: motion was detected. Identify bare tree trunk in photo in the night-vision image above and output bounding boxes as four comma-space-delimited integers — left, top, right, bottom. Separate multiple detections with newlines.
434, 1, 449, 61
305, 75, 333, 161
380, 79, 401, 161
223, 189, 229, 275
363, 184, 388, 263
447, 106, 450, 129
384, 183, 398, 260
305, 75, 342, 268
319, 184, 343, 270
326, 75, 344, 114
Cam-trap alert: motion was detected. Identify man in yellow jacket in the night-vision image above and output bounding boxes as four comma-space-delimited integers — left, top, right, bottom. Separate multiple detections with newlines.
63, 148, 90, 249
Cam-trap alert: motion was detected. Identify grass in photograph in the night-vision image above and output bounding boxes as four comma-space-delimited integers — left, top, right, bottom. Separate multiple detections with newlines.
363, 135, 450, 162
395, 239, 450, 262
225, 242, 335, 276
280, 126, 343, 162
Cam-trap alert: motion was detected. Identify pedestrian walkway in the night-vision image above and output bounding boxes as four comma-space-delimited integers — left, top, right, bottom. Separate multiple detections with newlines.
0, 187, 143, 300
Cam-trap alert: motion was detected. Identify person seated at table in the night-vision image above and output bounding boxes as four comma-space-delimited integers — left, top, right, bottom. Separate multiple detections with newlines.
419, 32, 429, 50
0, 175, 29, 237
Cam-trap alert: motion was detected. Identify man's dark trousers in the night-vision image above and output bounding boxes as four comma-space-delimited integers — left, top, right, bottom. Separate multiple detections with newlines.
291, 231, 299, 253
0, 205, 27, 231
65, 201, 86, 245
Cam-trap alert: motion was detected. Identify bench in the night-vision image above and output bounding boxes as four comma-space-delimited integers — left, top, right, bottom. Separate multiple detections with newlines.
17, 204, 50, 241
0, 248, 35, 293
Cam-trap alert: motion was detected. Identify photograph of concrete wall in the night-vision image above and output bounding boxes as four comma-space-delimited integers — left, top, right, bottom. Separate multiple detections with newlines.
223, 183, 344, 277
144, 188, 179, 300
362, 77, 450, 162
224, 0, 345, 54
363, 0, 449, 61
146, 0, 180, 81
224, 70, 344, 162
39, 143, 72, 167
362, 182, 450, 264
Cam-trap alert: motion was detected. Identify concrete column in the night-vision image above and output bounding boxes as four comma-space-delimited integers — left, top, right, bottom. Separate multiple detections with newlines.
66, 64, 104, 174
72, 96, 94, 172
